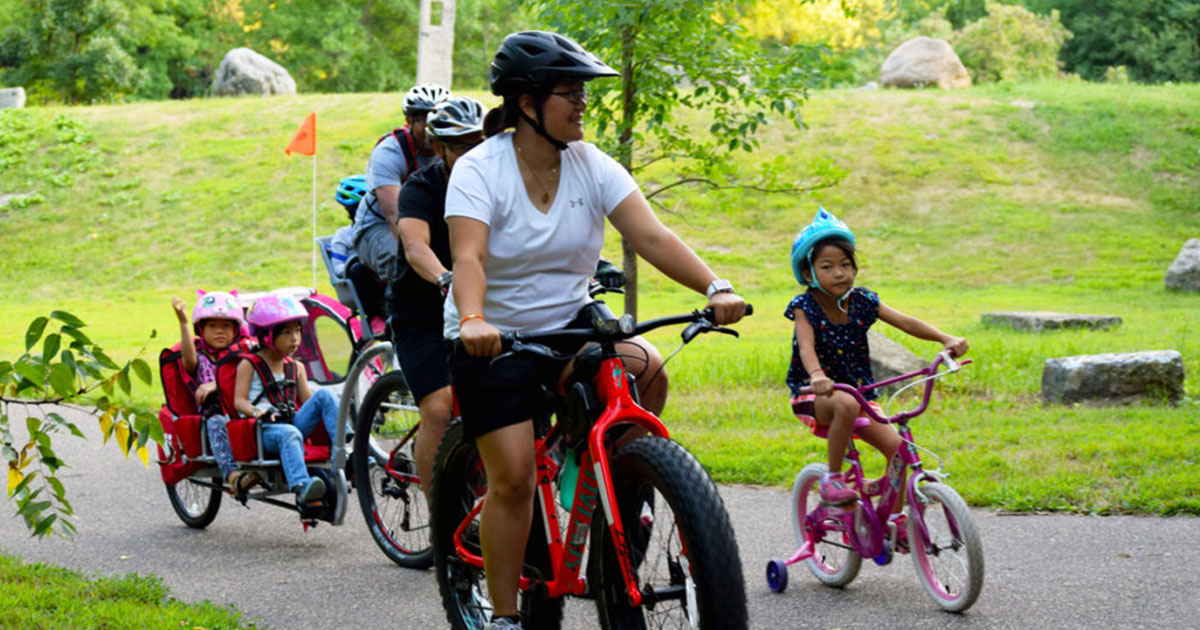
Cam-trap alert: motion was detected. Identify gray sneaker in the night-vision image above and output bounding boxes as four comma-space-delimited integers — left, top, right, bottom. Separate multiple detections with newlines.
485, 618, 522, 630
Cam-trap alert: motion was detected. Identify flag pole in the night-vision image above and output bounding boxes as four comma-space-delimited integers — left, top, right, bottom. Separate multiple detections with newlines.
312, 152, 317, 290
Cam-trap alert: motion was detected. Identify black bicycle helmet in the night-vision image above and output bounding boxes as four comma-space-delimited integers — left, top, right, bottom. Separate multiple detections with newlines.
426, 97, 486, 139
490, 30, 618, 97
490, 31, 618, 150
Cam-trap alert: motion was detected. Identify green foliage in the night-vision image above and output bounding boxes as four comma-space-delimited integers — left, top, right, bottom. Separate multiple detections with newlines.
0, 0, 145, 104
952, 3, 1070, 83
529, 0, 844, 314
1029, 0, 1200, 84
2, 312, 159, 538
0, 555, 256, 628
0, 0, 528, 101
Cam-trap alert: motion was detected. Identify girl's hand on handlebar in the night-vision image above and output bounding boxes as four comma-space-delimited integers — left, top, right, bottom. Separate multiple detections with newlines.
943, 336, 969, 359
460, 317, 503, 357
707, 291, 747, 325
811, 374, 835, 397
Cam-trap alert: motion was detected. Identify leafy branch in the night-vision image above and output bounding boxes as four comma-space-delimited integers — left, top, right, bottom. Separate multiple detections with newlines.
1, 311, 161, 538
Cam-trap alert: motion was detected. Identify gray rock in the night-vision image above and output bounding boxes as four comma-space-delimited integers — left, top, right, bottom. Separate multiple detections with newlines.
211, 48, 296, 97
880, 37, 971, 89
0, 87, 26, 109
1165, 238, 1200, 292
982, 311, 1122, 332
869, 329, 930, 397
1042, 351, 1185, 405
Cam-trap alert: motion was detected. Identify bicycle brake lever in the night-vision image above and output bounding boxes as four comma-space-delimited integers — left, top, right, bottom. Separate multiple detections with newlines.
711, 326, 739, 337
681, 321, 706, 343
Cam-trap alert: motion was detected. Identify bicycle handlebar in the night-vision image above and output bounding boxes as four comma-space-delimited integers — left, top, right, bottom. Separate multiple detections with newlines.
797, 351, 971, 425
493, 302, 754, 363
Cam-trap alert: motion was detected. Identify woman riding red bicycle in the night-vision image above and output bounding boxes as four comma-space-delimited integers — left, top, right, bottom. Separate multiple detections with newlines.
443, 30, 746, 630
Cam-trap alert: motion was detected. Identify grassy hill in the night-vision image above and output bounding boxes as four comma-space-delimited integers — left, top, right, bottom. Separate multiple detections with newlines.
2, 82, 1198, 514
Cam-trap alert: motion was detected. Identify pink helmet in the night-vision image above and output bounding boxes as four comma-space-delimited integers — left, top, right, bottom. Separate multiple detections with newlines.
192, 290, 245, 336
247, 292, 308, 347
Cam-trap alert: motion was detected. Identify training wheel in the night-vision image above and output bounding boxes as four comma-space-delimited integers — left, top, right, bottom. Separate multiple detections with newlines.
766, 559, 789, 593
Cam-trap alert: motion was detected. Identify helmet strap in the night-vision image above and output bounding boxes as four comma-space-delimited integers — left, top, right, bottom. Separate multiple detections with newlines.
518, 109, 568, 151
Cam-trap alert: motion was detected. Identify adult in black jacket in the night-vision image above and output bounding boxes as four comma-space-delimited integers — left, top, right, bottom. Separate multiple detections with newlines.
387, 96, 486, 496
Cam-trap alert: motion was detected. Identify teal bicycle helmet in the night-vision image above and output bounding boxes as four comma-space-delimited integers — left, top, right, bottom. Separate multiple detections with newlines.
335, 174, 367, 220
790, 207, 856, 289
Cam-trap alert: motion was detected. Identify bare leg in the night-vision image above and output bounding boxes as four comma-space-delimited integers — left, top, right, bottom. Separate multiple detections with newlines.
475, 420, 536, 619
812, 391, 861, 473
857, 420, 905, 513
414, 385, 453, 500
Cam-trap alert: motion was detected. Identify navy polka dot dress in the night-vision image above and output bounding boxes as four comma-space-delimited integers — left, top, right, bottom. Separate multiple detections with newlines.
784, 287, 880, 399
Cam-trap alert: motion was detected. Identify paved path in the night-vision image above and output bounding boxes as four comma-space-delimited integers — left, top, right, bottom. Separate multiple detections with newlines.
2, 407, 1198, 629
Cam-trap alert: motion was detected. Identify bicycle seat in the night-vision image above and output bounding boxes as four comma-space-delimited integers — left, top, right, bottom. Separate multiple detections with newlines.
790, 393, 880, 439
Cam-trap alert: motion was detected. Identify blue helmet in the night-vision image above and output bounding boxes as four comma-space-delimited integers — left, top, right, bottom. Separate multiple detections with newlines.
335, 174, 367, 219
790, 207, 856, 288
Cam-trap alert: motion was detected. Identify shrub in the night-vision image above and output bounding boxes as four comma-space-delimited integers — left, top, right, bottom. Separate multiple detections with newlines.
952, 2, 1071, 83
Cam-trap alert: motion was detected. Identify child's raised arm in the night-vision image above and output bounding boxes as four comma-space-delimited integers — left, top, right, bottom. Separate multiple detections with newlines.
172, 297, 198, 373
878, 303, 969, 358
793, 307, 835, 396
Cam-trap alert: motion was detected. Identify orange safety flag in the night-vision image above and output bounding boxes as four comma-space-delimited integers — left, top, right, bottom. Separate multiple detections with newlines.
285, 112, 316, 156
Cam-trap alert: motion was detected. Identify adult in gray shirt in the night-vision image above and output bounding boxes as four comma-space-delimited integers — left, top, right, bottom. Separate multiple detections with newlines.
352, 83, 450, 284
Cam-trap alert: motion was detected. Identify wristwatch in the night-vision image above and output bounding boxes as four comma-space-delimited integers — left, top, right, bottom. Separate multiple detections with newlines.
437, 271, 453, 291
705, 278, 734, 299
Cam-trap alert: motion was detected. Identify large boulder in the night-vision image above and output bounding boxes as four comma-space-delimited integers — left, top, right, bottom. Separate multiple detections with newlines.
982, 311, 1121, 332
1165, 238, 1200, 292
869, 330, 929, 397
0, 87, 26, 109
211, 48, 296, 97
881, 37, 971, 89
1042, 351, 1185, 405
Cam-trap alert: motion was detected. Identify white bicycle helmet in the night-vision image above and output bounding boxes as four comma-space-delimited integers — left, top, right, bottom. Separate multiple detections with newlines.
402, 83, 451, 117
426, 97, 486, 139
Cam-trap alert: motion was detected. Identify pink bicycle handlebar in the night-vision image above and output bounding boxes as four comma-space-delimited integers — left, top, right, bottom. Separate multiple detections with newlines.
797, 352, 972, 425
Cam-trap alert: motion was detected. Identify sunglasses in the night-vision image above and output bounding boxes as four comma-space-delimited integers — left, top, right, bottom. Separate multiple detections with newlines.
550, 88, 587, 105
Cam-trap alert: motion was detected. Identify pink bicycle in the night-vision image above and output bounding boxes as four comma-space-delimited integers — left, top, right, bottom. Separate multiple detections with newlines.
766, 352, 984, 613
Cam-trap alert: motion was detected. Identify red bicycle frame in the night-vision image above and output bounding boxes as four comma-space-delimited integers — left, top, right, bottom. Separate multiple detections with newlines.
450, 353, 670, 607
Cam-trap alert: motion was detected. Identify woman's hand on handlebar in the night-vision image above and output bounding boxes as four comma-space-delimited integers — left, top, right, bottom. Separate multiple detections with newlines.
460, 317, 503, 357
707, 291, 747, 326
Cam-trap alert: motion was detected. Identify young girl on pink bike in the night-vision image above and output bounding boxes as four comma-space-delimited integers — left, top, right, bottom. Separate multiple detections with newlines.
786, 208, 968, 516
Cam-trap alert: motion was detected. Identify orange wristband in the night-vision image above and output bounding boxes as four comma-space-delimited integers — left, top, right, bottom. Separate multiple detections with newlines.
459, 313, 485, 327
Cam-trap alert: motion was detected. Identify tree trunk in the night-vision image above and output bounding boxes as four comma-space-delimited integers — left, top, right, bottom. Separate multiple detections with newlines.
619, 24, 638, 318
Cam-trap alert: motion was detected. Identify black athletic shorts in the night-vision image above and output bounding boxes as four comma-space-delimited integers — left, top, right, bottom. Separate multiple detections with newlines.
392, 318, 451, 404
449, 308, 591, 440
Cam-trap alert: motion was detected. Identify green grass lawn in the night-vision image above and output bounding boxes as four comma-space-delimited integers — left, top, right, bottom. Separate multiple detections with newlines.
0, 555, 254, 629
3, 81, 1198, 515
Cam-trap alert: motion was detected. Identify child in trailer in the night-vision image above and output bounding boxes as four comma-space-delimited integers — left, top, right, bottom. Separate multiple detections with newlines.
786, 208, 969, 530
235, 292, 345, 507
172, 291, 260, 495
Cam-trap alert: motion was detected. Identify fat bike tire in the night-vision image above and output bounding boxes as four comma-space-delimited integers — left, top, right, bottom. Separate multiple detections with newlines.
591, 436, 748, 630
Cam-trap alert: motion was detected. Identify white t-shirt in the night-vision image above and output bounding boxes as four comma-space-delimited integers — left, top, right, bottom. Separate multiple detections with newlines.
443, 132, 639, 337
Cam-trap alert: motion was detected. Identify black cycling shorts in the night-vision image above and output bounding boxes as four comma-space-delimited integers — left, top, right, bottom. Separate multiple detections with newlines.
449, 309, 591, 440
392, 318, 451, 404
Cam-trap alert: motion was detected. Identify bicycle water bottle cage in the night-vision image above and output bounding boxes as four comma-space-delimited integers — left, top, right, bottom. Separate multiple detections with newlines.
559, 382, 601, 448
